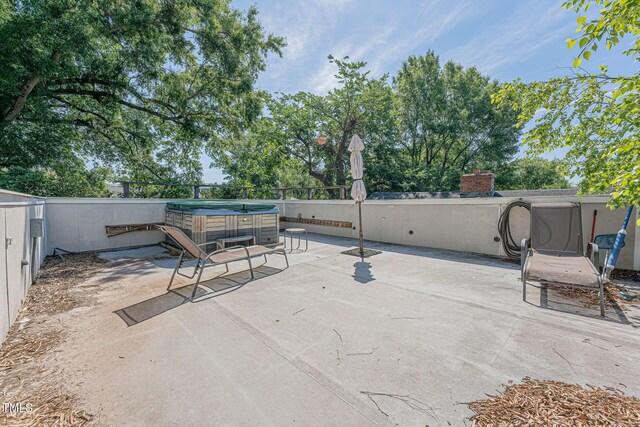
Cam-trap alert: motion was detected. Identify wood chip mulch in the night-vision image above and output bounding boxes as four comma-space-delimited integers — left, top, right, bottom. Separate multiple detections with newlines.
610, 269, 640, 282
21, 253, 107, 318
468, 378, 640, 426
550, 282, 640, 311
0, 253, 106, 427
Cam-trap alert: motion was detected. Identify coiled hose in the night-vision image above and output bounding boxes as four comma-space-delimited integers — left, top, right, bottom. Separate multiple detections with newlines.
498, 200, 531, 260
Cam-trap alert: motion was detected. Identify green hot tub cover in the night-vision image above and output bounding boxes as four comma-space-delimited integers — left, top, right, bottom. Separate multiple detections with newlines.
166, 201, 278, 213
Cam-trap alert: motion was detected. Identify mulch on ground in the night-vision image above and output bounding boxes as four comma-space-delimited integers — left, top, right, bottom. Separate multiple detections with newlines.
468, 378, 640, 426
549, 282, 640, 311
21, 253, 107, 318
0, 253, 106, 427
611, 269, 640, 282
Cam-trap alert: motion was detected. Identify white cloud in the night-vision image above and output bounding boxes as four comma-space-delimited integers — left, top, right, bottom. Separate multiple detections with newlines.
309, 60, 339, 93
343, 0, 479, 76
248, 0, 578, 93
307, 0, 479, 92
258, 0, 352, 60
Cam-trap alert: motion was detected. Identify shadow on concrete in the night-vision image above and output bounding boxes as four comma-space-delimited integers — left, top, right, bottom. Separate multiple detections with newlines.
353, 259, 375, 284
526, 284, 636, 326
96, 259, 161, 283
114, 264, 283, 326
304, 232, 520, 271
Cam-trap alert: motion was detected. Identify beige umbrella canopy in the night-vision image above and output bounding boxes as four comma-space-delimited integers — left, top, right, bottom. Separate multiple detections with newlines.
348, 135, 366, 254
348, 135, 366, 202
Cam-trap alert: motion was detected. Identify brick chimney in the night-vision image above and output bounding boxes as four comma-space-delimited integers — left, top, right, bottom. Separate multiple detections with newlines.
460, 169, 495, 198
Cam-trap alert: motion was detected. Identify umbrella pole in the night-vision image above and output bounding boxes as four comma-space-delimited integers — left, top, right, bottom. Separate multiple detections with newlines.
358, 201, 364, 255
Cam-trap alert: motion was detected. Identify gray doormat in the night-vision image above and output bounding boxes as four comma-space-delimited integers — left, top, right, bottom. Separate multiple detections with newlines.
341, 248, 382, 258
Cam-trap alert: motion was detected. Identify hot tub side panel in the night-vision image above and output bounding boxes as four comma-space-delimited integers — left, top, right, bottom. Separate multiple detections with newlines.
254, 213, 278, 245
165, 209, 279, 251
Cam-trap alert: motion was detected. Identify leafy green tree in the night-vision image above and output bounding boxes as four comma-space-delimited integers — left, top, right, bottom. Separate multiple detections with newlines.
0, 164, 109, 197
0, 0, 284, 196
394, 51, 521, 191
209, 121, 319, 199
494, 157, 571, 190
494, 0, 639, 212
212, 54, 525, 196
209, 56, 402, 196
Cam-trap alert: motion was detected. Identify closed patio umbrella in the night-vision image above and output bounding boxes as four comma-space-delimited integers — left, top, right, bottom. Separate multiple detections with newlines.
348, 135, 366, 255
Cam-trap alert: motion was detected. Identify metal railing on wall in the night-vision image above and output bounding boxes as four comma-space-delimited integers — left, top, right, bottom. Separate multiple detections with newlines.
114, 181, 347, 200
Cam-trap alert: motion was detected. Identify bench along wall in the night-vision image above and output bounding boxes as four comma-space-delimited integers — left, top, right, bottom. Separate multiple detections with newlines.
0, 190, 46, 342
43, 196, 639, 271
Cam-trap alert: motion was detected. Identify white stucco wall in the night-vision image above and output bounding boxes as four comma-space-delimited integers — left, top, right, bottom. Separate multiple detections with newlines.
43, 195, 639, 271
279, 196, 639, 271
46, 198, 169, 253
45, 198, 286, 254
0, 190, 46, 342
2, 191, 637, 344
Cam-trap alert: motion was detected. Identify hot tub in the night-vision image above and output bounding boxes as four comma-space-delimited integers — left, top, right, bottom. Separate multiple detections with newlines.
164, 201, 280, 251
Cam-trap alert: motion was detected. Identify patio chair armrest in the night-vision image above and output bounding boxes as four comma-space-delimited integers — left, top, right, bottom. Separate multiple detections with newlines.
587, 242, 599, 265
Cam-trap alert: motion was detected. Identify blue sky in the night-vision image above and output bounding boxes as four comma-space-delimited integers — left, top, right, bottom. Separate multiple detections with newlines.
202, 0, 637, 183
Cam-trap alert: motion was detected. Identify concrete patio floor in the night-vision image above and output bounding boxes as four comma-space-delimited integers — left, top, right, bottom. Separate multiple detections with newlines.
52, 234, 640, 426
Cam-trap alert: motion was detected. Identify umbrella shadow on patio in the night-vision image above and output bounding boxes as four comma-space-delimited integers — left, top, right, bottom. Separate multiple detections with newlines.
114, 265, 282, 326
353, 259, 375, 284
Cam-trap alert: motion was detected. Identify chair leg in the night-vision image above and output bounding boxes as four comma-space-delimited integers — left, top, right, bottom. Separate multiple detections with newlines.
225, 263, 229, 273
522, 273, 527, 302
247, 256, 255, 279
191, 261, 205, 301
168, 251, 184, 291
264, 254, 268, 263
598, 277, 605, 317
283, 250, 289, 268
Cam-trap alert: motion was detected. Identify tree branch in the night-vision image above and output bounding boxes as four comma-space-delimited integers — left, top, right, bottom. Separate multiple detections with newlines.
51, 88, 187, 124
1, 51, 60, 124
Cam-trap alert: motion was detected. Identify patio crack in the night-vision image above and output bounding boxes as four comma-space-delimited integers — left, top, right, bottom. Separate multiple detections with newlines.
489, 318, 520, 365
360, 391, 441, 426
553, 348, 578, 374
376, 280, 640, 351
208, 302, 387, 426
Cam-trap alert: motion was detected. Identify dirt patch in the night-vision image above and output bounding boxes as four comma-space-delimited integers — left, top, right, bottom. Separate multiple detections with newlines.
611, 269, 640, 282
549, 282, 640, 311
468, 378, 640, 426
0, 253, 106, 426
21, 253, 107, 318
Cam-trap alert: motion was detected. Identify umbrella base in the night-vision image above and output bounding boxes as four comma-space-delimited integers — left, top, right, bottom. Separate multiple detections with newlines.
341, 248, 382, 258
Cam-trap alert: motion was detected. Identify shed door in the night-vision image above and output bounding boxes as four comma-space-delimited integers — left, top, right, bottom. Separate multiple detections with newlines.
5, 208, 25, 330
0, 210, 8, 341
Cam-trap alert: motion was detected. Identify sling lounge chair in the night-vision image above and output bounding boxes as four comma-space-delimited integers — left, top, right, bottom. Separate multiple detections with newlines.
520, 202, 604, 316
158, 225, 289, 301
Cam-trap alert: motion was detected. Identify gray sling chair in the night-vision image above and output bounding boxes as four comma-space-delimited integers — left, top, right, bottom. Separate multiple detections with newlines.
520, 202, 605, 316
158, 225, 289, 301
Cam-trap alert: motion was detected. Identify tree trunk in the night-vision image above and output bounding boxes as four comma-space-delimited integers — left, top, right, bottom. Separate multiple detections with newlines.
1, 51, 60, 124
1, 76, 43, 124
